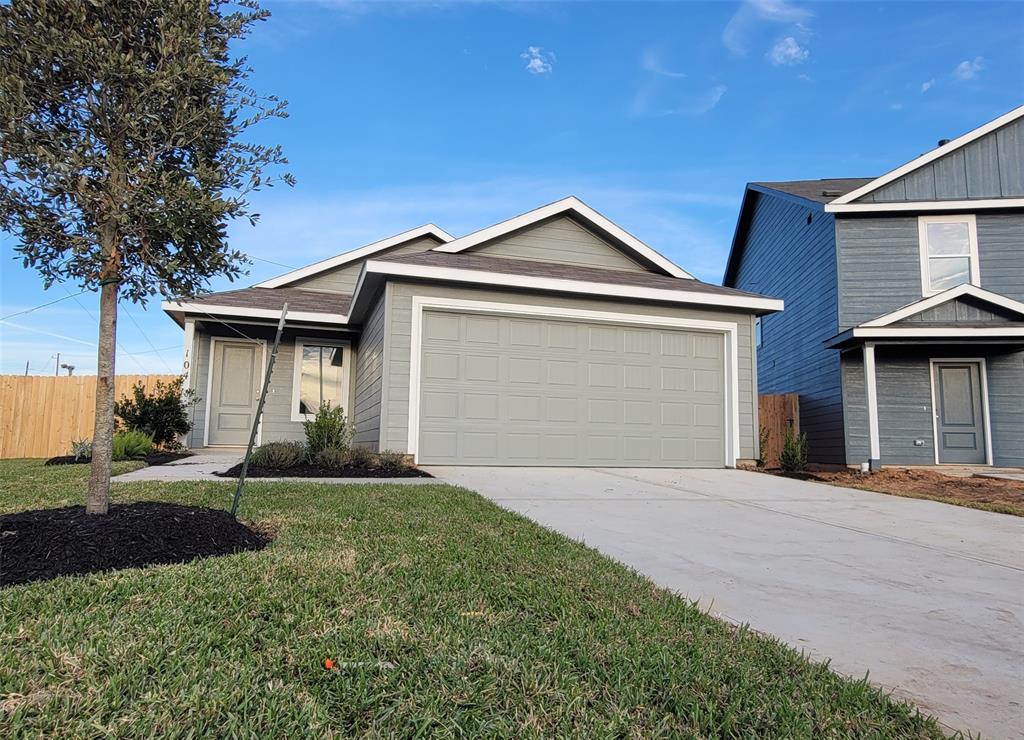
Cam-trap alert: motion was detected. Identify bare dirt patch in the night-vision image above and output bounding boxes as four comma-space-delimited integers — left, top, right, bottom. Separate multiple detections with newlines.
782, 468, 1024, 516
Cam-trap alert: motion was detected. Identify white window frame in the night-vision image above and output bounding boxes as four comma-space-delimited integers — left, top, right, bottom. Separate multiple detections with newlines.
290, 338, 352, 422
918, 214, 980, 297
754, 316, 763, 349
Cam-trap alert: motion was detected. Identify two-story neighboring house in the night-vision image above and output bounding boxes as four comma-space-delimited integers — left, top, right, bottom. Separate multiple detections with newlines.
724, 106, 1024, 470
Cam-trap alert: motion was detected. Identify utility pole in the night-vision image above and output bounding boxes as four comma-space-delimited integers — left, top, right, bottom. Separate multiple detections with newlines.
54, 352, 60, 376
24, 361, 29, 376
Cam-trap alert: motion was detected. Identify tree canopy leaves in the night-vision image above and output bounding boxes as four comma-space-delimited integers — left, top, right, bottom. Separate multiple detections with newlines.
0, 0, 292, 302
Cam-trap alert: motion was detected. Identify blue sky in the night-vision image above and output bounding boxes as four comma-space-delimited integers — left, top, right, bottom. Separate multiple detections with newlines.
1, 0, 1021, 375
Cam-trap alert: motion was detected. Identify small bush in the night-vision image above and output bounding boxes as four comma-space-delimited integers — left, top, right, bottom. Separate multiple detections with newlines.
250, 441, 305, 469
779, 425, 809, 473
112, 430, 153, 461
303, 402, 351, 458
345, 447, 374, 468
313, 446, 348, 469
376, 449, 409, 473
69, 439, 92, 461
115, 376, 197, 449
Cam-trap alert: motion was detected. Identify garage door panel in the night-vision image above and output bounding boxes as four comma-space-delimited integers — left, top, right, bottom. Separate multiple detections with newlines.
417, 311, 725, 467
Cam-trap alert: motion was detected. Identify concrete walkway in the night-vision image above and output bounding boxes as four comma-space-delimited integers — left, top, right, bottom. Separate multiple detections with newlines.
114, 450, 437, 485
428, 466, 1024, 738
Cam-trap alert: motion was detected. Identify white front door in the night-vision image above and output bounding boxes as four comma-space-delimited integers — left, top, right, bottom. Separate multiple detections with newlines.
208, 341, 260, 446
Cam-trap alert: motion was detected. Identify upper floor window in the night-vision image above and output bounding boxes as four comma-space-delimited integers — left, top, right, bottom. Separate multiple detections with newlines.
755, 316, 763, 349
291, 340, 350, 421
918, 215, 980, 296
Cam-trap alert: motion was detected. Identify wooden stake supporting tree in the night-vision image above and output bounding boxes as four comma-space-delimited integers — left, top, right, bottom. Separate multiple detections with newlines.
0, 0, 292, 514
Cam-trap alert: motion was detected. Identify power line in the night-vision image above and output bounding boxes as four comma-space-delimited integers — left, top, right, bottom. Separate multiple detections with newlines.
123, 305, 176, 373
59, 285, 151, 374
250, 255, 297, 270
0, 289, 88, 321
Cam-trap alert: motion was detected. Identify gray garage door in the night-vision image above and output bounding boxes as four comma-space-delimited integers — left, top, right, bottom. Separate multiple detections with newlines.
417, 310, 726, 466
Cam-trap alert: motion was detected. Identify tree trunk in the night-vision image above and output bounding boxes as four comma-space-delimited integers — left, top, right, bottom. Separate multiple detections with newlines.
86, 241, 119, 515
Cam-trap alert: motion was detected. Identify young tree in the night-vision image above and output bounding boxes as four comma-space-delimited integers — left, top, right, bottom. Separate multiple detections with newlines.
0, 0, 291, 514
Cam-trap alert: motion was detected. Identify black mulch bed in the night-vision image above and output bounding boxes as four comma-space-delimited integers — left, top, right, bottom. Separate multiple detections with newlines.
215, 463, 432, 479
45, 451, 193, 467
0, 502, 268, 588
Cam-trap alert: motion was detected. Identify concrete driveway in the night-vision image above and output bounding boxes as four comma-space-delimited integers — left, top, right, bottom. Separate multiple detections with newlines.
427, 466, 1024, 738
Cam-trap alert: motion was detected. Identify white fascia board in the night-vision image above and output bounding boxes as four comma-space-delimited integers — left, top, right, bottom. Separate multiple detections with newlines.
861, 284, 1024, 327
829, 105, 1024, 205
254, 224, 454, 288
430, 196, 695, 280
850, 327, 1024, 339
362, 259, 783, 313
160, 300, 349, 325
825, 198, 1024, 213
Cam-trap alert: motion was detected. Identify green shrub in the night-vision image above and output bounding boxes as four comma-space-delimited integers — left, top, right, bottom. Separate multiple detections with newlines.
69, 439, 92, 461
115, 376, 197, 449
303, 402, 351, 458
250, 441, 305, 469
112, 430, 153, 461
345, 446, 374, 468
376, 449, 409, 473
779, 425, 809, 473
313, 446, 348, 469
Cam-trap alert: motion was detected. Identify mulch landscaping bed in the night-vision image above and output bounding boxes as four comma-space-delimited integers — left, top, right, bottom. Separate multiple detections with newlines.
774, 468, 1024, 516
0, 502, 268, 588
45, 451, 193, 467
215, 462, 432, 479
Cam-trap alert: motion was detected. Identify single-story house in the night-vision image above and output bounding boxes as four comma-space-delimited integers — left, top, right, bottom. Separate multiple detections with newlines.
163, 197, 783, 467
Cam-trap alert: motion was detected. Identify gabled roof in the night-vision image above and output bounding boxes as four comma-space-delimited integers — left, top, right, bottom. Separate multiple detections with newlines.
430, 196, 694, 280
859, 284, 1024, 327
164, 287, 351, 325
255, 224, 454, 289
829, 105, 1024, 207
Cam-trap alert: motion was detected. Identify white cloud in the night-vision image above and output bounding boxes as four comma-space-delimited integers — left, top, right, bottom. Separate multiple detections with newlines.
520, 46, 554, 75
628, 83, 727, 117
920, 78, 935, 93
692, 84, 728, 114
722, 0, 812, 56
953, 56, 984, 81
641, 50, 687, 78
767, 36, 809, 65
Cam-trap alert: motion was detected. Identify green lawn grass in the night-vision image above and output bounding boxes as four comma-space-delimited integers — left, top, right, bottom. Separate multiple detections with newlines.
0, 459, 947, 737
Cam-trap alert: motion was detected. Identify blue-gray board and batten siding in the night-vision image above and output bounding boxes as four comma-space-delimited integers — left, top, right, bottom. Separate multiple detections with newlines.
857, 117, 1024, 203
730, 189, 846, 463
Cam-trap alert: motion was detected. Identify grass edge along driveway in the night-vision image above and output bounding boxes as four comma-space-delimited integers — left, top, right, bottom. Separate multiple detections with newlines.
0, 459, 949, 737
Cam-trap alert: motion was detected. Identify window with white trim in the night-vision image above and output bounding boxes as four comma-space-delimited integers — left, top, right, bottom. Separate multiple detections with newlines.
755, 316, 763, 348
292, 341, 350, 420
918, 215, 980, 296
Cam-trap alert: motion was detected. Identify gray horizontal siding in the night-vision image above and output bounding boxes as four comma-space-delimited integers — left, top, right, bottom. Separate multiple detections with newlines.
186, 332, 210, 449
842, 349, 936, 466
988, 349, 1024, 467
843, 347, 1024, 467
352, 292, 386, 450
837, 213, 1024, 329
466, 216, 648, 273
730, 192, 845, 463
293, 236, 441, 293
864, 117, 1024, 202
977, 214, 1024, 302
380, 281, 758, 461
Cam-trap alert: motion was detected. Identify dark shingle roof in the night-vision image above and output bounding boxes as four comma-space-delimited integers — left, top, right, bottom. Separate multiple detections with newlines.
183, 286, 351, 315
752, 178, 874, 204
375, 250, 770, 300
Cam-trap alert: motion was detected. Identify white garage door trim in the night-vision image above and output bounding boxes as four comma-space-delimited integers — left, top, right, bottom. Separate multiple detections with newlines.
407, 296, 741, 467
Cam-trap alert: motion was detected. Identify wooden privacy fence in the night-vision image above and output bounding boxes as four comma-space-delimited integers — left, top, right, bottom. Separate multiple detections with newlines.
0, 374, 178, 459
758, 393, 800, 468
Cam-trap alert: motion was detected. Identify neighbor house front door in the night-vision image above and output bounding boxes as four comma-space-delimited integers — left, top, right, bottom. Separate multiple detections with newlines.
932, 361, 987, 464
208, 340, 261, 446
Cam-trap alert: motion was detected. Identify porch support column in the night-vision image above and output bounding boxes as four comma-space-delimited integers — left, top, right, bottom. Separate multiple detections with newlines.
863, 342, 881, 471
181, 318, 196, 449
